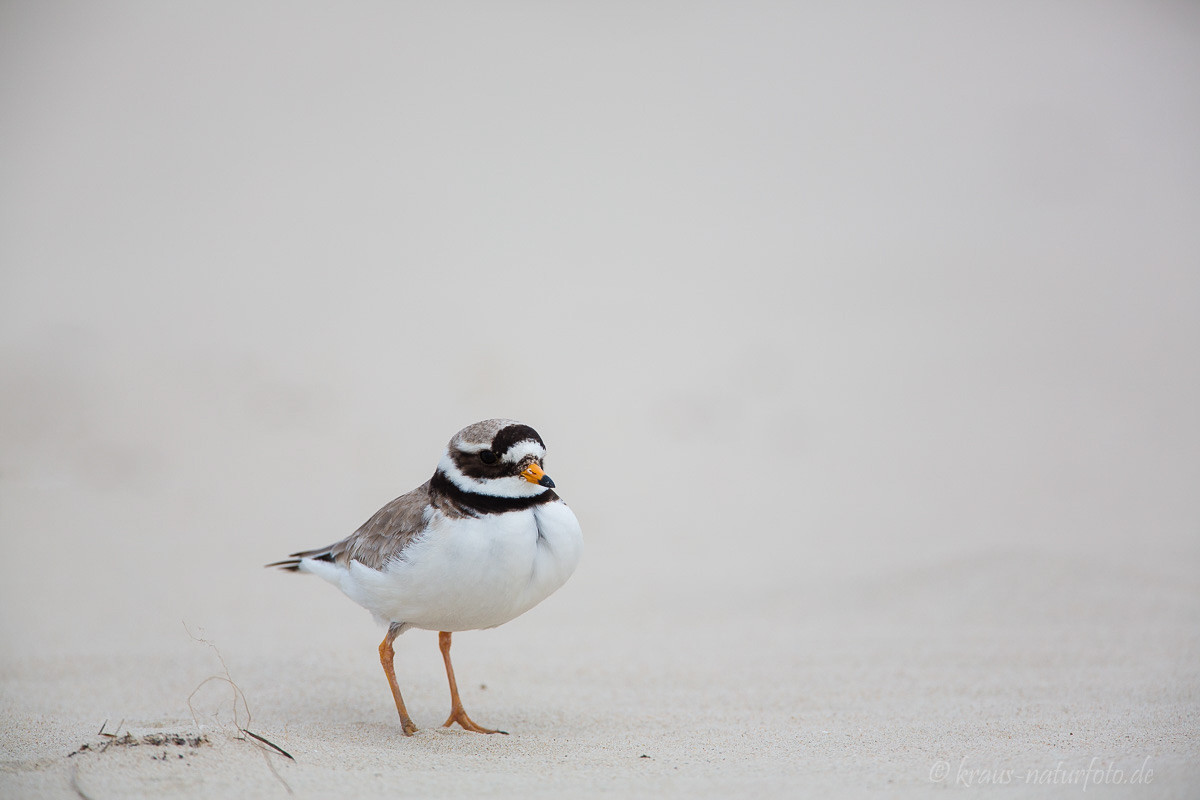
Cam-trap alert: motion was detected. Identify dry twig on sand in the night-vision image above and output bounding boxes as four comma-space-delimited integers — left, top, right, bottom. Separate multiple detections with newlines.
184, 623, 295, 793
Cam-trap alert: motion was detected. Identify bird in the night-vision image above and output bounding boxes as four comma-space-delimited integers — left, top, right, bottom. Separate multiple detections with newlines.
267, 419, 583, 735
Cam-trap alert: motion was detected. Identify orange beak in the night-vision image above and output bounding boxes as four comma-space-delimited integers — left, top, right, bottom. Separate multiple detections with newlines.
520, 463, 555, 488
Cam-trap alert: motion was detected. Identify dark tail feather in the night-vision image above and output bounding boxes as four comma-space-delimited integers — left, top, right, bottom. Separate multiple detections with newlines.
265, 549, 336, 572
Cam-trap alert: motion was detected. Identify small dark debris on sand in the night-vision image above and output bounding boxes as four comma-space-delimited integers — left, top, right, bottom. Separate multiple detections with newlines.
70, 732, 210, 757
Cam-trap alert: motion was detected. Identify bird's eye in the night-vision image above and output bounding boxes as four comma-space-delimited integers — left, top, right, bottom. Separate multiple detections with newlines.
479, 450, 497, 465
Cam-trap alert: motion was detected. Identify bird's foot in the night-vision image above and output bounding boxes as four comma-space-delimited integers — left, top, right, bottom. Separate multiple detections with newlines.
442, 705, 507, 734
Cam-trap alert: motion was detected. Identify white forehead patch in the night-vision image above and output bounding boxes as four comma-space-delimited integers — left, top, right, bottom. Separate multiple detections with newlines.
502, 440, 546, 463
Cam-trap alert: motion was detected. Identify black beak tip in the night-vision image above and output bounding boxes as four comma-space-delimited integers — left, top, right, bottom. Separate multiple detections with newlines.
538, 475, 556, 488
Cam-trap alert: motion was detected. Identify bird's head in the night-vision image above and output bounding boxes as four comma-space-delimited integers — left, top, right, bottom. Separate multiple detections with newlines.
437, 419, 555, 498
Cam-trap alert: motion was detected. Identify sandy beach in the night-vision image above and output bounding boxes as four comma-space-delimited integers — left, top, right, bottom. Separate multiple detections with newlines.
2, 536, 1197, 797
3, 2, 1198, 797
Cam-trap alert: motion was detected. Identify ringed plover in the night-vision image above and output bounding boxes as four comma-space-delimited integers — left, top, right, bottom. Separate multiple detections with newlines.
268, 419, 582, 735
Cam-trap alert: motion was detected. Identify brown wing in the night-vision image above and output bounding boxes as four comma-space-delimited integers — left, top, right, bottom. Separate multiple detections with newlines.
268, 480, 436, 572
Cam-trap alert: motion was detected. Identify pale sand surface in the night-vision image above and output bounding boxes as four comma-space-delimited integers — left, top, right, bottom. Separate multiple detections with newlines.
3, 2, 1199, 797
1, 516, 1197, 797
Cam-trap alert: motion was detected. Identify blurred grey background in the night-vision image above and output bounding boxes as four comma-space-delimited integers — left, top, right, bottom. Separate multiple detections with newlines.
2, 1, 1198, 661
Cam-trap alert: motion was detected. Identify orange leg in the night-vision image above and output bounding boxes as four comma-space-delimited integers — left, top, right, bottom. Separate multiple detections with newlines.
439, 631, 506, 734
379, 624, 418, 735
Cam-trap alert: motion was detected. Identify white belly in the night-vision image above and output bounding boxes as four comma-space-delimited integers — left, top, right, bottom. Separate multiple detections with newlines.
304, 501, 582, 632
